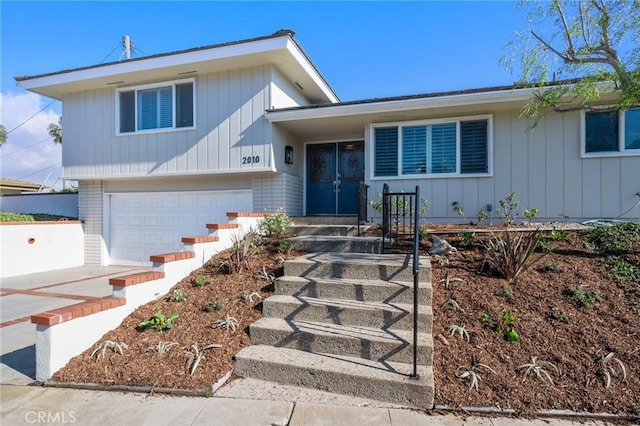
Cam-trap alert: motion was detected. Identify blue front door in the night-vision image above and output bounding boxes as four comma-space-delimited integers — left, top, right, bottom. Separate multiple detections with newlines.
306, 142, 364, 215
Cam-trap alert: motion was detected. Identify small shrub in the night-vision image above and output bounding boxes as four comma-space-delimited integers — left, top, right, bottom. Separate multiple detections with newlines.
145, 341, 178, 354
170, 288, 188, 302
603, 256, 640, 283
259, 208, 292, 238
192, 275, 211, 288
215, 314, 239, 331
549, 307, 569, 323
456, 362, 496, 391
224, 232, 260, 274
90, 340, 127, 360
451, 202, 489, 226
518, 356, 558, 386
584, 222, 640, 255
498, 286, 513, 300
600, 352, 627, 389
277, 239, 293, 254
482, 310, 521, 342
567, 286, 601, 309
186, 343, 222, 376
497, 192, 520, 226
203, 299, 223, 312
138, 312, 179, 332
524, 208, 539, 222
483, 229, 546, 284
550, 229, 570, 241
448, 324, 470, 342
458, 231, 476, 247
538, 262, 561, 273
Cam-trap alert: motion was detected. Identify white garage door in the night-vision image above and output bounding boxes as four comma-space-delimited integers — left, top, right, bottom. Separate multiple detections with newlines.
108, 191, 252, 265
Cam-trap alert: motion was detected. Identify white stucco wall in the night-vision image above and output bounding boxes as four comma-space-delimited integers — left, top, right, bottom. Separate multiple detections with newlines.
0, 222, 84, 278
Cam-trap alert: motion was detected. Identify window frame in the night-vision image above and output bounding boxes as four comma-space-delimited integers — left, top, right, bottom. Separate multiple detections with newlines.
580, 108, 640, 158
370, 114, 493, 180
115, 77, 196, 136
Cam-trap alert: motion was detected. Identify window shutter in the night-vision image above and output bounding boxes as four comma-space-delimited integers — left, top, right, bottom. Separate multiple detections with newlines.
119, 91, 135, 133
430, 123, 456, 173
402, 126, 427, 174
176, 82, 194, 128
374, 127, 398, 176
460, 120, 488, 173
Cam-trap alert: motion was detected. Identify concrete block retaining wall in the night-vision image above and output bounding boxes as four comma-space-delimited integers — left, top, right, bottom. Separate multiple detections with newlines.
31, 213, 262, 381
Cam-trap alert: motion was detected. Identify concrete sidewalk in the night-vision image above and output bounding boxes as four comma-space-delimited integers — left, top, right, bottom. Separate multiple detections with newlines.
0, 385, 608, 426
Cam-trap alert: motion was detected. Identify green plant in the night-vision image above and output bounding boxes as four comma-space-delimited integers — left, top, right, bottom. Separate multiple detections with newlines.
483, 228, 547, 284
90, 340, 128, 360
600, 352, 627, 389
584, 222, 640, 255
203, 299, 223, 312
447, 324, 470, 342
451, 202, 489, 226
458, 231, 476, 247
442, 296, 464, 313
224, 232, 260, 273
242, 291, 262, 304
550, 229, 570, 241
497, 192, 520, 226
499, 286, 513, 300
438, 275, 465, 289
524, 208, 539, 222
538, 262, 561, 273
215, 314, 239, 331
257, 266, 275, 281
192, 275, 211, 288
258, 208, 292, 238
549, 307, 569, 323
186, 343, 222, 376
145, 341, 178, 354
482, 310, 521, 342
456, 362, 496, 391
603, 256, 640, 283
567, 287, 601, 309
517, 356, 558, 386
277, 239, 293, 254
170, 288, 188, 302
138, 311, 179, 332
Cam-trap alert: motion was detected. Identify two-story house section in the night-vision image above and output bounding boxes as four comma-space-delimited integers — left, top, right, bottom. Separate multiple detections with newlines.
17, 30, 339, 265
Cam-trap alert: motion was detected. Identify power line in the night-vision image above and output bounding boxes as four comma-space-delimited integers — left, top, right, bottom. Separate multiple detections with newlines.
6, 100, 57, 135
98, 42, 123, 64
0, 136, 53, 158
16, 162, 60, 180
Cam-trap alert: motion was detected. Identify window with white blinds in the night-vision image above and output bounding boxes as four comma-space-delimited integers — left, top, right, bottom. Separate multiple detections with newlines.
117, 78, 195, 134
373, 115, 490, 178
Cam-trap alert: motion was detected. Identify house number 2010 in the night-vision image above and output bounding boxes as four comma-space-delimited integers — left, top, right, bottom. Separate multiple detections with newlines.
242, 156, 260, 164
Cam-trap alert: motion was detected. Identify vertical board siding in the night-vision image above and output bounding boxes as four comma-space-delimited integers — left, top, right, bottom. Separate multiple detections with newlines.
62, 65, 272, 179
252, 173, 303, 216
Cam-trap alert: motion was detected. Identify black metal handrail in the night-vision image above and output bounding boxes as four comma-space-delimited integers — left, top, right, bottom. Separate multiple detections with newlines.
381, 184, 421, 379
357, 181, 369, 236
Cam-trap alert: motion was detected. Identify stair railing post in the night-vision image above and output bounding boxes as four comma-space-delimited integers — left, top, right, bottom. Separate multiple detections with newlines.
410, 185, 420, 380
382, 183, 389, 249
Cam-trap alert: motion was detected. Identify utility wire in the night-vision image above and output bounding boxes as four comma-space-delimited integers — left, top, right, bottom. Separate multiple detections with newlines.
6, 100, 57, 135
98, 42, 123, 64
17, 162, 60, 180
0, 136, 53, 158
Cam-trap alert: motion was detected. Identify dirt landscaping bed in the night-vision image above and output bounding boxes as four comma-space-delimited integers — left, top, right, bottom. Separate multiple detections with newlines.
51, 224, 640, 417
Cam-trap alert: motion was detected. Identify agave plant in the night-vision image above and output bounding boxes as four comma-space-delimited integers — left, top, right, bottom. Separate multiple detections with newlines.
517, 355, 558, 386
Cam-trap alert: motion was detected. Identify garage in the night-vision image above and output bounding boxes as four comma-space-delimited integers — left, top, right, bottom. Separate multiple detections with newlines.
107, 190, 252, 265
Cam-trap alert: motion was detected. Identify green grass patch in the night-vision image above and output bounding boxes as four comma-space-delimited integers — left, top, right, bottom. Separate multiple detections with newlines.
0, 212, 77, 222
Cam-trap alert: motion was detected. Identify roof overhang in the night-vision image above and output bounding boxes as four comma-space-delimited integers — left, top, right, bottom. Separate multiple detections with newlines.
266, 83, 620, 141
16, 33, 339, 104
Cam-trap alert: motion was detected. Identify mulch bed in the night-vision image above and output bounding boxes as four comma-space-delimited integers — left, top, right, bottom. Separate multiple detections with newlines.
52, 227, 640, 416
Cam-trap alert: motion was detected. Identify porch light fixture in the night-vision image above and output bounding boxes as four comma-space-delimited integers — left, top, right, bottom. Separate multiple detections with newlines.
285, 146, 294, 164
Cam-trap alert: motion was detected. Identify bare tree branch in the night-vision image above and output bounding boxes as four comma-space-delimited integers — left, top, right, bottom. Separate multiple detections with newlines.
554, 0, 577, 56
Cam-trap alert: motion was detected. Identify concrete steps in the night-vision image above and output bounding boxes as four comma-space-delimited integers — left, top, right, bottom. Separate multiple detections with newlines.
287, 225, 360, 237
275, 276, 431, 305
250, 317, 433, 364
233, 221, 434, 408
234, 345, 434, 408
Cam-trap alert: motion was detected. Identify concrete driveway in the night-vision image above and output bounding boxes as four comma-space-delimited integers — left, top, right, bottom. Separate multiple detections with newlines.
0, 265, 146, 385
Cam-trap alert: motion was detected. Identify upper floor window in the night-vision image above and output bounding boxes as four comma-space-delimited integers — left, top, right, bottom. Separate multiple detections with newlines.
373, 115, 491, 178
582, 108, 640, 157
116, 78, 194, 134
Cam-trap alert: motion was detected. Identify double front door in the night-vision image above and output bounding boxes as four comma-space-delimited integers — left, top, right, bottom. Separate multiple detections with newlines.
306, 141, 364, 215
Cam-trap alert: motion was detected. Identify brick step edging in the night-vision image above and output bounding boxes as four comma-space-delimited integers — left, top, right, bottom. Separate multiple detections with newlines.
31, 297, 126, 326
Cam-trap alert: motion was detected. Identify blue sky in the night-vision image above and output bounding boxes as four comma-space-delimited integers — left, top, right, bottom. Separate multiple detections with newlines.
0, 1, 527, 187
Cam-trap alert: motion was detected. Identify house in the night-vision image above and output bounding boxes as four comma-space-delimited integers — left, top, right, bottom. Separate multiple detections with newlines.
0, 178, 47, 195
16, 30, 640, 266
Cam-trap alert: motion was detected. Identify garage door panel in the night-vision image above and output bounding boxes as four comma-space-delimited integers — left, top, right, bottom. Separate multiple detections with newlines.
109, 191, 252, 265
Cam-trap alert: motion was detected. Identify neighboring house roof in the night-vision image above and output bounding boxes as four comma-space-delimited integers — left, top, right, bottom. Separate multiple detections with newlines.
0, 178, 47, 195
15, 29, 339, 104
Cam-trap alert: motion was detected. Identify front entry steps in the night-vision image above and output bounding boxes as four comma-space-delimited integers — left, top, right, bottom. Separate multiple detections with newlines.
234, 250, 434, 409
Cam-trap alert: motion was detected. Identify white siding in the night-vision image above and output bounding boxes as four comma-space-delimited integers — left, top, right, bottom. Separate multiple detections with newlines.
62, 65, 274, 179
270, 67, 311, 108
252, 173, 303, 216
367, 109, 640, 223
78, 180, 105, 265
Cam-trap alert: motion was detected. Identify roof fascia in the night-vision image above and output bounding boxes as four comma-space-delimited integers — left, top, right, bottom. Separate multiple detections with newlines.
285, 39, 339, 103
